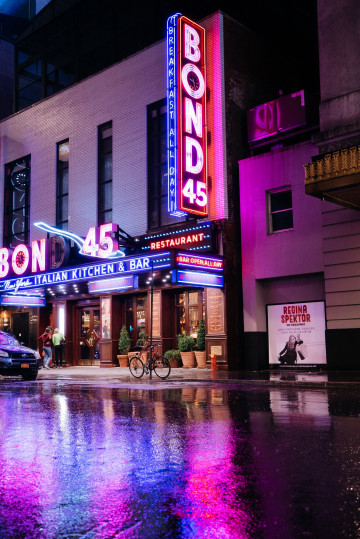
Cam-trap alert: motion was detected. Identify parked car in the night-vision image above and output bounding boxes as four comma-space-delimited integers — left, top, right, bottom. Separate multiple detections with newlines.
0, 331, 41, 380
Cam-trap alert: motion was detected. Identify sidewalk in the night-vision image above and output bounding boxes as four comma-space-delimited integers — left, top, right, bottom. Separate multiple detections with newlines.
37, 365, 360, 388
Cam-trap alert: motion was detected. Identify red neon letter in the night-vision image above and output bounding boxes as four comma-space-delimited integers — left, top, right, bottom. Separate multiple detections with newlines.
185, 136, 203, 174
12, 244, 30, 275
184, 24, 200, 62
185, 98, 202, 137
0, 248, 9, 278
32, 239, 47, 272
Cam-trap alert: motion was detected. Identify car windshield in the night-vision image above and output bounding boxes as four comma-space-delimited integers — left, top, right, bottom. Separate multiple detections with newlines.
0, 333, 21, 347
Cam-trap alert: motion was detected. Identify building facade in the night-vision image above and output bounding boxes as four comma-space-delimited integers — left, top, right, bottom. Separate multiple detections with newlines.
239, 0, 360, 370
0, 9, 286, 369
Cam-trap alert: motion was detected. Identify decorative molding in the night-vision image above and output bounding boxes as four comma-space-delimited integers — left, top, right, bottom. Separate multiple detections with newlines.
304, 145, 360, 184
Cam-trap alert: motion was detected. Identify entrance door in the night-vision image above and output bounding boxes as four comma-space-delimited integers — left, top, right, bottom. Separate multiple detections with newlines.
79, 308, 100, 365
12, 312, 29, 345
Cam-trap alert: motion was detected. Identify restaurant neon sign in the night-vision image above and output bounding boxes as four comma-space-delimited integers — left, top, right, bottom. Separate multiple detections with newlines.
0, 222, 125, 280
167, 14, 208, 216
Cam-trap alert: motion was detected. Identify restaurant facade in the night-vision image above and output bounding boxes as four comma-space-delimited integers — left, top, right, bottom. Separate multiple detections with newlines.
0, 9, 285, 369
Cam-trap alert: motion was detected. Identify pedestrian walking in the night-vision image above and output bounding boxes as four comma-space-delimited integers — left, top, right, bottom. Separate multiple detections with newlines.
52, 328, 65, 368
39, 327, 52, 369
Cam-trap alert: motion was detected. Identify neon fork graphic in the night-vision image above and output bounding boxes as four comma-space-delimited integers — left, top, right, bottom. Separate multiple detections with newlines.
34, 222, 126, 258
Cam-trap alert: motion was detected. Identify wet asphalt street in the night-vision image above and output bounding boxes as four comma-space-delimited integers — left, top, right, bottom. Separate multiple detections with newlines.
0, 375, 359, 538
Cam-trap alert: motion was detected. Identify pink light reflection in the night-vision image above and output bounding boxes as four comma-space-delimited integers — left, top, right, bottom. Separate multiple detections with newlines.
206, 14, 226, 220
170, 404, 253, 537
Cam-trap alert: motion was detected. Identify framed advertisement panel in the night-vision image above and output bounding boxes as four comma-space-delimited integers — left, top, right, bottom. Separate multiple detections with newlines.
267, 301, 326, 365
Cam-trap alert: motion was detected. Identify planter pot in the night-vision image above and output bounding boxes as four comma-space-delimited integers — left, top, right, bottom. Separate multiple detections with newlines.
180, 351, 195, 368
141, 350, 150, 363
170, 357, 182, 368
117, 354, 129, 368
195, 350, 207, 369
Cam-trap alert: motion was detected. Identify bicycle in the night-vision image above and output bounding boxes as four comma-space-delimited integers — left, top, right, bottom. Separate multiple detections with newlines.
129, 343, 171, 379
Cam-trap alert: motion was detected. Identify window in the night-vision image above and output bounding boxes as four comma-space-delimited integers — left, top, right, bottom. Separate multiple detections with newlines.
267, 188, 293, 233
147, 99, 188, 230
125, 295, 147, 346
98, 122, 112, 225
17, 60, 42, 111
175, 291, 205, 338
3, 156, 31, 248
56, 140, 69, 230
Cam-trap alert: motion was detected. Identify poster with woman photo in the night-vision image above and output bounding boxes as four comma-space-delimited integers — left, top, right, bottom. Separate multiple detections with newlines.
267, 301, 326, 365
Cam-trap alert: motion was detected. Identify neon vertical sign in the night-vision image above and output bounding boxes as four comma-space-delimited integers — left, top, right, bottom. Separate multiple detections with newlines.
167, 13, 183, 216
167, 14, 208, 217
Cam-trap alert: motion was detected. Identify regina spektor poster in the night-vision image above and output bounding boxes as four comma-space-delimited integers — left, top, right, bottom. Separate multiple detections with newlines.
267, 301, 326, 365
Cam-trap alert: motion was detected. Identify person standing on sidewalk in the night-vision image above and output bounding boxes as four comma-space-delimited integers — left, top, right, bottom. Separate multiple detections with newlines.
39, 327, 52, 369
52, 328, 65, 368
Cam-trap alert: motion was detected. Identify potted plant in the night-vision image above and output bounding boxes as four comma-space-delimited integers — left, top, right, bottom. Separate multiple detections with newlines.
164, 349, 182, 368
177, 332, 195, 368
137, 331, 149, 348
194, 319, 207, 369
136, 331, 149, 361
117, 325, 131, 367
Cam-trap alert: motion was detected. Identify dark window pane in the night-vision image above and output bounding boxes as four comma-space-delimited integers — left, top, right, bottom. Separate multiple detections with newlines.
99, 182, 112, 212
272, 210, 293, 232
147, 99, 188, 230
99, 210, 112, 226
101, 136, 112, 155
56, 140, 69, 227
57, 195, 68, 223
100, 155, 112, 182
98, 122, 112, 224
160, 166, 168, 196
270, 190, 292, 212
58, 170, 68, 195
148, 197, 159, 229
18, 81, 42, 104
17, 50, 31, 65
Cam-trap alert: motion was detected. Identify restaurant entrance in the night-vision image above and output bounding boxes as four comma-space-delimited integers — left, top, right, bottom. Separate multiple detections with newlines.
77, 306, 101, 365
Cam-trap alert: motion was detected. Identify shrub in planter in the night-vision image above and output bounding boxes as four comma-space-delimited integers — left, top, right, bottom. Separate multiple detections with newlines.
164, 349, 182, 368
136, 331, 149, 349
177, 332, 195, 368
195, 319, 207, 368
118, 325, 131, 367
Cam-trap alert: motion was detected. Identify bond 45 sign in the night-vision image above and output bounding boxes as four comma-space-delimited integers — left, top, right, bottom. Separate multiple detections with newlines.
167, 14, 208, 216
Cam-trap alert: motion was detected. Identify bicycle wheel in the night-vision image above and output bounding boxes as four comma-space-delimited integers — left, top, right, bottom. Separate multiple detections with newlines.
153, 355, 171, 379
129, 355, 145, 378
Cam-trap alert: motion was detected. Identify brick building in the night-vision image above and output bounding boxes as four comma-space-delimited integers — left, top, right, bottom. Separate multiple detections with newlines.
1, 2, 305, 368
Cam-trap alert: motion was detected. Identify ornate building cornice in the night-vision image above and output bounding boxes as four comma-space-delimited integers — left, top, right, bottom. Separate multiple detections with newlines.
305, 145, 360, 185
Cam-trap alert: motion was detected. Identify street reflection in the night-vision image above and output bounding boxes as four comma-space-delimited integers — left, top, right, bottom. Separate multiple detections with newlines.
270, 387, 331, 426
0, 382, 359, 538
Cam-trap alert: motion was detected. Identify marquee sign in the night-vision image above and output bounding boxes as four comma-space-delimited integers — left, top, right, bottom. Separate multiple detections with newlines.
88, 275, 137, 294
0, 253, 172, 294
0, 222, 125, 281
175, 253, 223, 271
172, 269, 223, 288
140, 221, 213, 252
0, 295, 46, 307
247, 90, 306, 144
167, 13, 208, 217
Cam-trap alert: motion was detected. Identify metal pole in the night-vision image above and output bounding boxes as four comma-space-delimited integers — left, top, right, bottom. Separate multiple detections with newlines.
149, 259, 154, 380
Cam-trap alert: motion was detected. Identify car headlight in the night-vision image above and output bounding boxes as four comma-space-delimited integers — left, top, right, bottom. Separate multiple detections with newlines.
34, 351, 41, 360
0, 349, 9, 357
